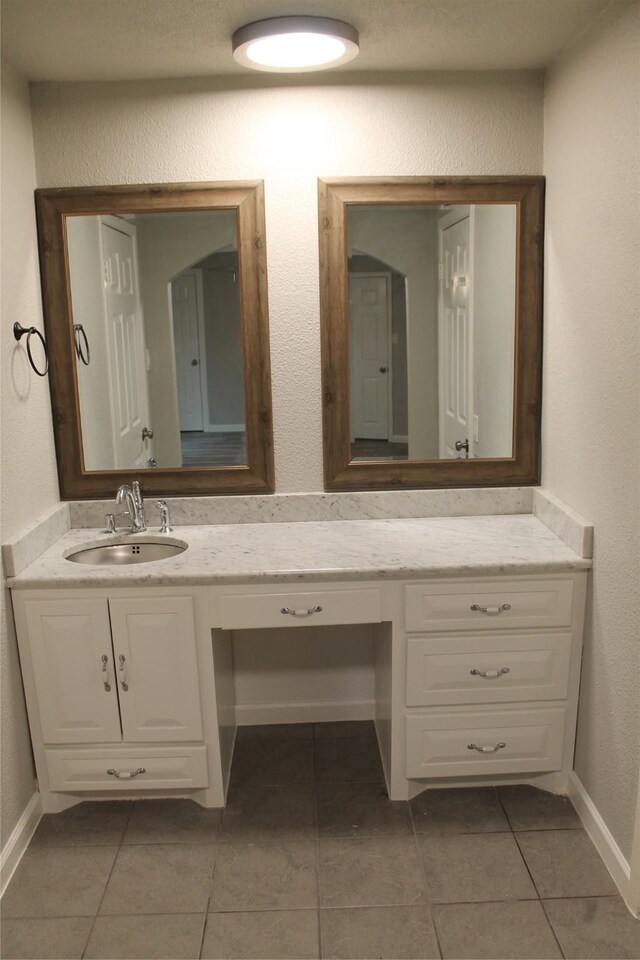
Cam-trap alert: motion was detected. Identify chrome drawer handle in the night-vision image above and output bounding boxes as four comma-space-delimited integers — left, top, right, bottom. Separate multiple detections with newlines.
118, 654, 128, 691
100, 654, 111, 692
470, 603, 511, 615
470, 667, 510, 679
467, 742, 506, 754
107, 767, 146, 780
280, 605, 323, 618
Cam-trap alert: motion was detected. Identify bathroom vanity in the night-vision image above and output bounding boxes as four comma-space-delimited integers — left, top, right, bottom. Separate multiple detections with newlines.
7, 513, 589, 813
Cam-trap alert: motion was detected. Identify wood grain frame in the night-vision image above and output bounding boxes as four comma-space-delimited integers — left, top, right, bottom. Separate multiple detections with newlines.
318, 176, 544, 491
36, 181, 274, 499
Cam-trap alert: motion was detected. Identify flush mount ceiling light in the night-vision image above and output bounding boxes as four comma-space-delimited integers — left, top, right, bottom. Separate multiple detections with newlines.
232, 16, 359, 73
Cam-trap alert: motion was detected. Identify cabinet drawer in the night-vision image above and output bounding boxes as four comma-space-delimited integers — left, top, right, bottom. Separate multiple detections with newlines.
219, 588, 381, 630
46, 746, 208, 792
406, 632, 572, 707
405, 579, 574, 633
406, 706, 566, 778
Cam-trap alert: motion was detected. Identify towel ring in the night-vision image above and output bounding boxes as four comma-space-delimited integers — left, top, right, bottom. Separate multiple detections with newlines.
13, 322, 48, 377
74, 324, 90, 365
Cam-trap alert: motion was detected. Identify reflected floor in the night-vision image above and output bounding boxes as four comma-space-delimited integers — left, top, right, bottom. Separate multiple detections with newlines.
180, 430, 246, 467
351, 438, 408, 460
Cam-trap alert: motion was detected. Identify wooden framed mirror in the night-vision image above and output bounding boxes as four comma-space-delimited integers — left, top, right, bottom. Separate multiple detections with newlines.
36, 181, 274, 499
318, 176, 544, 491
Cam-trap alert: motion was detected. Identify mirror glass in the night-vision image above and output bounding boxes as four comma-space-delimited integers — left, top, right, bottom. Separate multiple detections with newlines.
66, 210, 245, 471
319, 176, 543, 492
36, 181, 273, 499
347, 203, 516, 463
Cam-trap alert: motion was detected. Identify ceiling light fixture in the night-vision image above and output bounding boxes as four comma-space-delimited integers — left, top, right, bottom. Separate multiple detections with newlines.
232, 16, 359, 73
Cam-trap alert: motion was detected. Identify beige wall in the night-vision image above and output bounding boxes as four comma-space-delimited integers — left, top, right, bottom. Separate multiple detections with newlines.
0, 64, 60, 846
30, 71, 543, 490
543, 0, 640, 859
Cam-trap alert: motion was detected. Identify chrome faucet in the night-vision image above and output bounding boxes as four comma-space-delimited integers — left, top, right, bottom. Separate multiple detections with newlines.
156, 500, 173, 534
114, 481, 147, 533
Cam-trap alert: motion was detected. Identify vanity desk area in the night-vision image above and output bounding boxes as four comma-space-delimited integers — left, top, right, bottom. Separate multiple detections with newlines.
6, 507, 591, 814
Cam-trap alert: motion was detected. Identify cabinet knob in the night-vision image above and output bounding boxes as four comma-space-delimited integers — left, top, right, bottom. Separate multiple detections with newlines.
107, 767, 146, 780
467, 742, 507, 754
118, 654, 129, 691
470, 667, 510, 679
470, 603, 511, 615
100, 654, 111, 692
280, 605, 323, 618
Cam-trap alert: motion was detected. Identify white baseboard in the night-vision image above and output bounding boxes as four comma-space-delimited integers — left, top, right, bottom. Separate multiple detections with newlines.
391, 434, 408, 444
567, 771, 635, 913
1, 792, 42, 897
236, 699, 375, 726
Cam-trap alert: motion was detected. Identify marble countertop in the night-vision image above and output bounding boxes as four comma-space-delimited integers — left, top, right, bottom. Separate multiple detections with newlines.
7, 514, 591, 589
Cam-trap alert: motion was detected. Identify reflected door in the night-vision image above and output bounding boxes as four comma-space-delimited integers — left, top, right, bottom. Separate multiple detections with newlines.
439, 213, 473, 458
101, 220, 149, 469
171, 272, 205, 432
349, 274, 391, 440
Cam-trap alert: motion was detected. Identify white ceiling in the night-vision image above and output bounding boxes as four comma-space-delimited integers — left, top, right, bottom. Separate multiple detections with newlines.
1, 0, 610, 83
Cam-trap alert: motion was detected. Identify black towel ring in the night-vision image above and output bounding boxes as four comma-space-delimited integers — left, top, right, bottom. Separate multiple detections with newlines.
74, 324, 91, 365
13, 322, 48, 377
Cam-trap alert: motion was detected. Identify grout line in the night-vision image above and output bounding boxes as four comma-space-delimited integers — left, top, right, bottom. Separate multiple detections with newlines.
539, 896, 568, 959
495, 784, 517, 832
512, 829, 544, 901
197, 912, 209, 960
80, 800, 134, 959
408, 792, 443, 959
14, 893, 624, 922
313, 743, 324, 959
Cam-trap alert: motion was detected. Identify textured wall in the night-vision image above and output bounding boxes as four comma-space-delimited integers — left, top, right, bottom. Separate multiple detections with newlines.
543, 0, 640, 859
0, 64, 59, 847
30, 71, 544, 491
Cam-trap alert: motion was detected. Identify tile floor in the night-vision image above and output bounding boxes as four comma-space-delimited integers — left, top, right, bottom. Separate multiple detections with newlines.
2, 721, 639, 959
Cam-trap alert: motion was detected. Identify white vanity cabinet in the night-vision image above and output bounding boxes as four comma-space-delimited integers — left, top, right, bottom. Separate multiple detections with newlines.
399, 575, 587, 788
10, 565, 588, 811
12, 589, 222, 811
24, 597, 203, 745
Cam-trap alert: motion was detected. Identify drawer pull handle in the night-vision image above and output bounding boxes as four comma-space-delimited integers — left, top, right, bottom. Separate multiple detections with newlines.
280, 605, 323, 618
106, 767, 146, 780
118, 654, 128, 691
470, 603, 511, 615
467, 741, 507, 754
470, 667, 510, 679
100, 654, 111, 692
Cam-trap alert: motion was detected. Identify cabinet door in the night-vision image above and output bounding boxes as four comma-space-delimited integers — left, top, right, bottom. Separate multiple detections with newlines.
24, 599, 121, 744
108, 597, 203, 743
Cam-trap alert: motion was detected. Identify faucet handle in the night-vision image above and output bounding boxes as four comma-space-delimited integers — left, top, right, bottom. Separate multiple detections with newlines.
155, 500, 173, 534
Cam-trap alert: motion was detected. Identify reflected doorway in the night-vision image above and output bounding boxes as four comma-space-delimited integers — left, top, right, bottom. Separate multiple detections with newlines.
170, 250, 246, 467
348, 253, 408, 461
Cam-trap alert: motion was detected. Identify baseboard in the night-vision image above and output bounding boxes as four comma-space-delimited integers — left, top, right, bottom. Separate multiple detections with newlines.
235, 699, 375, 725
567, 771, 635, 913
391, 434, 408, 444
1, 792, 42, 897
